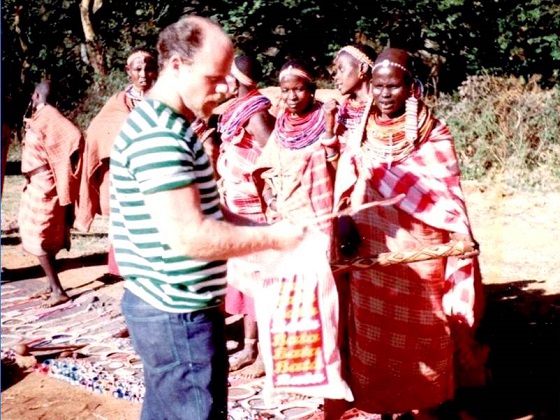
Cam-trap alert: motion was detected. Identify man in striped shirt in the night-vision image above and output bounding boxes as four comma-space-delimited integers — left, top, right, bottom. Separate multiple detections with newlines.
110, 15, 305, 420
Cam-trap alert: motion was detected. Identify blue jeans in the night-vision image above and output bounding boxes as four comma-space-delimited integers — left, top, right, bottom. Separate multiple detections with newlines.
121, 290, 228, 420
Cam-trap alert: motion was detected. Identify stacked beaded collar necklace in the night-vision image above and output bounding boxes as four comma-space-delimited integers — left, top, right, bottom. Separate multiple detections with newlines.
275, 101, 326, 150
218, 89, 271, 143
125, 85, 144, 109
361, 102, 435, 167
338, 97, 368, 132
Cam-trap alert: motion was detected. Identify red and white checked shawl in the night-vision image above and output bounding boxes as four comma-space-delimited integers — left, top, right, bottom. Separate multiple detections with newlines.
254, 106, 334, 239
333, 116, 483, 413
216, 89, 271, 220
216, 90, 271, 309
336, 119, 480, 326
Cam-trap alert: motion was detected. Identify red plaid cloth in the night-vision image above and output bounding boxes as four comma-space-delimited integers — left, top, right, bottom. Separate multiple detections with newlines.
333, 118, 484, 413
336, 121, 481, 326
25, 104, 83, 206
217, 90, 271, 219
19, 104, 82, 256
216, 91, 272, 314
255, 135, 334, 239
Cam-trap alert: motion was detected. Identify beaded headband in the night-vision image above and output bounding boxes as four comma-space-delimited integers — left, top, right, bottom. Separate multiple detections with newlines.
126, 50, 155, 66
279, 66, 313, 83
231, 61, 256, 87
338, 46, 375, 69
372, 59, 412, 76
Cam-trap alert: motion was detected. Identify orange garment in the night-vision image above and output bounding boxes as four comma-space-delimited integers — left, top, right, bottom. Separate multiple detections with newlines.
75, 90, 134, 231
19, 104, 83, 256
254, 135, 334, 240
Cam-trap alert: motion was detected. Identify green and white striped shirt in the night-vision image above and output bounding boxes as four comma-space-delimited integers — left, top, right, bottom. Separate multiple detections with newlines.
110, 99, 227, 313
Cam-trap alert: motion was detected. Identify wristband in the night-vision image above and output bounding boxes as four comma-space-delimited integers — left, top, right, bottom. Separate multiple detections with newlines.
319, 134, 338, 147
326, 151, 340, 162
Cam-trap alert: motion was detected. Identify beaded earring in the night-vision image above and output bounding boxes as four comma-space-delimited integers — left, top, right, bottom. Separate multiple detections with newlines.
404, 79, 423, 143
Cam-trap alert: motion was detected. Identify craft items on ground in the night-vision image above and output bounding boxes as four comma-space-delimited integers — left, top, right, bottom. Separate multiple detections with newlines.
1, 280, 336, 419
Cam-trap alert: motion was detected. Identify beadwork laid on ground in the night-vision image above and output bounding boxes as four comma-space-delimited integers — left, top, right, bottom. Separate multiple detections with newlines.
0, 280, 333, 419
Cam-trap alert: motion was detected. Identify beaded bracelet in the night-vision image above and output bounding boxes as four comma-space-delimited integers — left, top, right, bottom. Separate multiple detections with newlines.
326, 151, 340, 162
319, 134, 338, 147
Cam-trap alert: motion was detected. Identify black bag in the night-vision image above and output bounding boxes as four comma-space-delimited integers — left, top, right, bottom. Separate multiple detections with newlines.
336, 215, 362, 258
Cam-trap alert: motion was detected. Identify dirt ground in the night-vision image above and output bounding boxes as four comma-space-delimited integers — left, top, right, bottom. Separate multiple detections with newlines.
2, 176, 560, 420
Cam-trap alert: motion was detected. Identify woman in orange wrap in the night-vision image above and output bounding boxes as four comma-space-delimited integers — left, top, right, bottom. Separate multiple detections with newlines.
254, 59, 337, 241
75, 49, 157, 277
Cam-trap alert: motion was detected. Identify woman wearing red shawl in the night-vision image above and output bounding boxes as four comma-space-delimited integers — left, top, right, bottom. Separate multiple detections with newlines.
75, 49, 157, 277
254, 59, 336, 240
19, 81, 83, 307
216, 55, 276, 377
327, 49, 485, 419
322, 44, 377, 154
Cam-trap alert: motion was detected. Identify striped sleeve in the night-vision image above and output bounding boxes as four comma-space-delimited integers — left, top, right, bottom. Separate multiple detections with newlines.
109, 99, 227, 313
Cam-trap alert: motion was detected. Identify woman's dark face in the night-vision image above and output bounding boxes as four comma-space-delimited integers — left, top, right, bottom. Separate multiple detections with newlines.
332, 53, 362, 96
127, 57, 158, 92
280, 75, 314, 115
371, 66, 411, 120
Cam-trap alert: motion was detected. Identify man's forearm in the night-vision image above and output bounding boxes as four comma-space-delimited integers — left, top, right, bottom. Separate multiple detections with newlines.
170, 217, 282, 261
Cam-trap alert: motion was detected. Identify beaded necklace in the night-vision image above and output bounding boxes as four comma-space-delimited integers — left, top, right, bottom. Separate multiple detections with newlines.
337, 97, 367, 132
360, 102, 433, 168
125, 84, 144, 109
218, 89, 271, 143
275, 101, 325, 150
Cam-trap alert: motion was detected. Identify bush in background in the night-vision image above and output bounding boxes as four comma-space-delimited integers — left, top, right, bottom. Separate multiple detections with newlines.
8, 75, 560, 192
68, 70, 129, 132
434, 75, 560, 190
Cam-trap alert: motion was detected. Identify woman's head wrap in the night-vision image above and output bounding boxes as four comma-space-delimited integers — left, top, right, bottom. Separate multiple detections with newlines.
126, 50, 155, 66
279, 66, 313, 83
231, 60, 256, 87
338, 45, 375, 69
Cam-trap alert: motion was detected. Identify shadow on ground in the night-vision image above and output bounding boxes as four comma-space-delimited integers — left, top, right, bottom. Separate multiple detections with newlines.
2, 274, 559, 420
1, 252, 108, 283
459, 280, 560, 420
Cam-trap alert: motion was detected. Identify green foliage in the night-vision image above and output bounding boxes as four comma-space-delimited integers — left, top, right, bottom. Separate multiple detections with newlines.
2, 0, 559, 190
2, 0, 92, 126
493, 0, 560, 87
434, 75, 560, 189
68, 70, 129, 132
3, 0, 559, 113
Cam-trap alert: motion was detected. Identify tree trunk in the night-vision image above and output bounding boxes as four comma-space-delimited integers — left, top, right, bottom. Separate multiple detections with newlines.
14, 6, 31, 84
79, 0, 107, 76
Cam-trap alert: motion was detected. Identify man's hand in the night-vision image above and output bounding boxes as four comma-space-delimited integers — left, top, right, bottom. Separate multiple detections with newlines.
268, 219, 307, 251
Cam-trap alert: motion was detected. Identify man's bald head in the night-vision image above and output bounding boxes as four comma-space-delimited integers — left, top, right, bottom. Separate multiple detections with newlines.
32, 80, 51, 107
156, 15, 232, 70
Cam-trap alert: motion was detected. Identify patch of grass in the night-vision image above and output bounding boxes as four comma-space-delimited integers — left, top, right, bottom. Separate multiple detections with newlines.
6, 137, 21, 163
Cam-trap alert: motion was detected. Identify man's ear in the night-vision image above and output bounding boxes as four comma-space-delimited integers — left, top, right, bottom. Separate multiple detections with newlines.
168, 54, 186, 73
